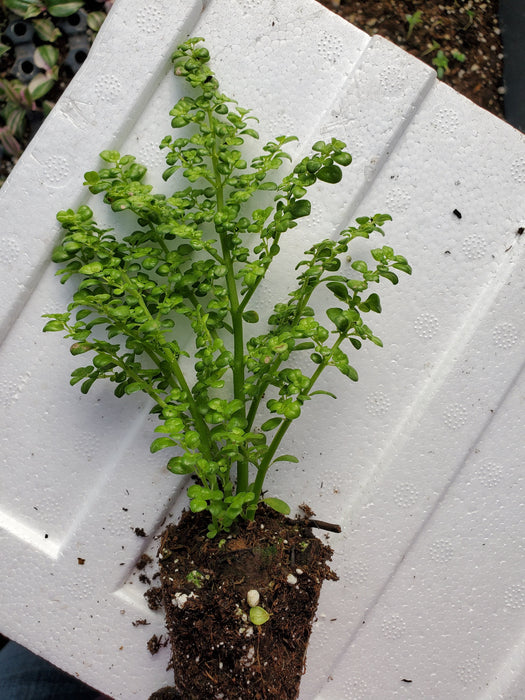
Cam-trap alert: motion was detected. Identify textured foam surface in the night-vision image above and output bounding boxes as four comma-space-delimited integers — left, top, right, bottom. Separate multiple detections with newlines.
1, 0, 524, 698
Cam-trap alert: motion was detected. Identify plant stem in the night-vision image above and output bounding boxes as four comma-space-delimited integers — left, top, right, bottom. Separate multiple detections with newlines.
120, 270, 215, 460
207, 106, 248, 491
251, 333, 345, 506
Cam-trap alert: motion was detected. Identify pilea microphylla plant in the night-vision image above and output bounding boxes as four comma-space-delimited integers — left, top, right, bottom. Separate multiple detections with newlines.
43, 37, 411, 539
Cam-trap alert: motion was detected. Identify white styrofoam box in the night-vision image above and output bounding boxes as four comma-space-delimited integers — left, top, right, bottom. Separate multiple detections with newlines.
1, 0, 524, 698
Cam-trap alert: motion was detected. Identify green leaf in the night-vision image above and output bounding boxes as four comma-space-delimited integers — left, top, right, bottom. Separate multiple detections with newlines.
70, 342, 91, 355
316, 165, 342, 183
87, 10, 106, 31
34, 44, 59, 70
312, 140, 327, 152
379, 270, 399, 285
80, 376, 96, 394
293, 341, 315, 351
4, 0, 42, 19
261, 417, 281, 431
310, 389, 337, 399
0, 127, 21, 157
272, 455, 299, 464
339, 363, 359, 381
167, 457, 193, 475
249, 606, 270, 625
150, 437, 176, 453
326, 307, 349, 333
242, 310, 259, 323
46, 0, 84, 17
393, 261, 412, 275
124, 382, 143, 395
263, 497, 291, 515
326, 281, 348, 302
190, 498, 208, 513
99, 149, 120, 163
32, 18, 61, 42
333, 151, 352, 166
93, 353, 115, 369
84, 171, 99, 185
28, 73, 56, 100
79, 262, 103, 275
288, 199, 311, 219
364, 292, 381, 313
43, 319, 64, 332
5, 107, 25, 139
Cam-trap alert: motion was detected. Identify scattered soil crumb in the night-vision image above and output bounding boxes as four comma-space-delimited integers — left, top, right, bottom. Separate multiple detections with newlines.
144, 586, 163, 611
147, 634, 167, 655
299, 503, 316, 518
132, 619, 150, 627
136, 553, 153, 570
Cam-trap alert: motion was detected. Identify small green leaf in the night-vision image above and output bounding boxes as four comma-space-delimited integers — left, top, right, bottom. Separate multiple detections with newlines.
99, 150, 120, 163
32, 17, 61, 42
46, 0, 84, 17
261, 417, 281, 431
249, 606, 270, 626
150, 437, 176, 453
272, 455, 299, 464
70, 342, 91, 355
4, 0, 42, 19
34, 44, 59, 70
80, 376, 96, 394
43, 320, 64, 332
332, 152, 352, 166
326, 281, 348, 302
84, 171, 99, 185
263, 497, 291, 515
316, 165, 342, 184
79, 262, 103, 275
167, 457, 193, 475
190, 498, 208, 513
288, 199, 311, 219
124, 382, 143, 395
242, 310, 259, 323
87, 10, 106, 31
310, 390, 337, 399
28, 73, 56, 100
93, 353, 115, 369
364, 292, 381, 313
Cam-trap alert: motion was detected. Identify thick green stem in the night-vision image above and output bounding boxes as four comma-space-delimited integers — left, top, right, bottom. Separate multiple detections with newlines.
251, 418, 292, 505
208, 106, 248, 491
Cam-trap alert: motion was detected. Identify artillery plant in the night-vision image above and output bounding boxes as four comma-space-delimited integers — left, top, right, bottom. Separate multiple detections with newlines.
43, 37, 411, 539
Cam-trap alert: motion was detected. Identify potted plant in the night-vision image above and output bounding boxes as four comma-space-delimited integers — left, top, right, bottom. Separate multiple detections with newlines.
43, 37, 411, 699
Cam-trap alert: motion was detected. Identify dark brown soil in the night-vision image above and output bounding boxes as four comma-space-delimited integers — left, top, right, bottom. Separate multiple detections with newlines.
150, 505, 337, 700
317, 0, 504, 118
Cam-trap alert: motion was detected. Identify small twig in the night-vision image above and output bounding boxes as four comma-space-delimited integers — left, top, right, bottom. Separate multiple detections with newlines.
304, 518, 341, 533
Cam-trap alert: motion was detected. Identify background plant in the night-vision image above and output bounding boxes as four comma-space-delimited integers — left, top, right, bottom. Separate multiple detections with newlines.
0, 0, 108, 177
405, 10, 422, 39
43, 37, 411, 538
